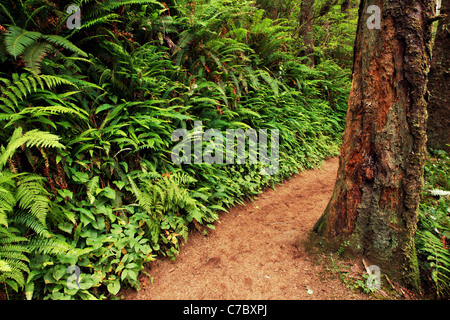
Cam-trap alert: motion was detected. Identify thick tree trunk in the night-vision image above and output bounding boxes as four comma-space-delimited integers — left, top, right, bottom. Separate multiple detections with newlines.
313, 0, 435, 290
299, 0, 315, 66
427, 0, 449, 152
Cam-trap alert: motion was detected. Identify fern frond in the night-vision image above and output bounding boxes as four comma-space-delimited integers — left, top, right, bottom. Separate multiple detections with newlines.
15, 175, 50, 226
39, 74, 79, 89
22, 43, 50, 74
0, 72, 78, 114
417, 229, 450, 297
0, 234, 29, 247
4, 26, 42, 58
43, 35, 88, 57
0, 127, 65, 171
0, 259, 11, 273
258, 70, 279, 95
0, 263, 27, 289
27, 236, 72, 255
0, 227, 30, 290
4, 105, 83, 129
0, 171, 16, 227
101, 0, 164, 11
76, 13, 121, 30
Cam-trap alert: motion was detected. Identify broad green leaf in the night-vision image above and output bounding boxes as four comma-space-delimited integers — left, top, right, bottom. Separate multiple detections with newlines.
107, 279, 121, 295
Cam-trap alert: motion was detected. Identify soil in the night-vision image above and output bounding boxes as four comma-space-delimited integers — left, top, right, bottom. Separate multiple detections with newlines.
122, 157, 371, 300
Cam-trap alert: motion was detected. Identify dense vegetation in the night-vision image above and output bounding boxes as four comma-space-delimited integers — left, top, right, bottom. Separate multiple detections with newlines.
0, 0, 352, 299
0, 0, 447, 300
416, 150, 450, 298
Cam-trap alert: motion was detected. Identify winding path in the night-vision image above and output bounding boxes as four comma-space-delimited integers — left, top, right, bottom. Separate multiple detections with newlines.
123, 157, 368, 300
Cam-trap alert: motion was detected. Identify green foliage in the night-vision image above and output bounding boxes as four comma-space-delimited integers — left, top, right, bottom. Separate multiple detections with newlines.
416, 150, 450, 299
310, 0, 359, 69
326, 240, 381, 295
4, 27, 42, 58
0, 127, 64, 170
0, 227, 30, 296
0, 127, 68, 296
0, 71, 81, 114
257, 0, 359, 69
26, 212, 156, 300
3, 26, 87, 73
0, 0, 351, 299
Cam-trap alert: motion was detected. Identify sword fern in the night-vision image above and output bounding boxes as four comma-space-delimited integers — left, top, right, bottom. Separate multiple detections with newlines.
2, 26, 87, 74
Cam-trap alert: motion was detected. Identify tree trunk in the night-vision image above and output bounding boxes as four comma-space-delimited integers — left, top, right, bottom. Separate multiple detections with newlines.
341, 0, 350, 15
427, 0, 449, 152
299, 0, 315, 66
313, 0, 435, 290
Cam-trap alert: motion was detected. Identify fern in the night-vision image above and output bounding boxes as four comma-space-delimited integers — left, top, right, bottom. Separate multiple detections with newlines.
0, 171, 16, 227
4, 104, 88, 129
0, 72, 79, 113
15, 175, 50, 226
258, 69, 280, 95
0, 126, 63, 243
73, 0, 163, 32
75, 13, 121, 31
0, 227, 30, 293
26, 236, 72, 256
0, 0, 353, 299
3, 26, 88, 73
100, 0, 164, 11
417, 230, 450, 297
135, 171, 215, 225
12, 211, 50, 237
0, 127, 64, 171
42, 35, 87, 57
22, 43, 51, 74
0, 2, 15, 25
3, 26, 41, 58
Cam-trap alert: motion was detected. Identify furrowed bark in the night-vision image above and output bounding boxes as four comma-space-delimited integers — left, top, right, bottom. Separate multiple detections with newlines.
313, 0, 435, 290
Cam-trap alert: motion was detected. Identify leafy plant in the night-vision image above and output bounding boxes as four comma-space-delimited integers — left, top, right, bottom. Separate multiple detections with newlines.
416, 149, 450, 299
26, 212, 155, 300
3, 26, 87, 73
0, 125, 70, 297
0, 226, 30, 297
0, 0, 353, 300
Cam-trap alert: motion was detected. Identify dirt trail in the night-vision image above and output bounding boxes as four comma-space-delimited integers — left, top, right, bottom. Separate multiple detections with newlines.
123, 157, 368, 300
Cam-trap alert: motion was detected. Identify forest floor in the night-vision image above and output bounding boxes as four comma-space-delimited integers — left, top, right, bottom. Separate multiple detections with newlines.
122, 157, 378, 300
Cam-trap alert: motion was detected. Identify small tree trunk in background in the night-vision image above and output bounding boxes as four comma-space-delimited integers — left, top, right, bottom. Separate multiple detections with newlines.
341, 0, 350, 15
427, 0, 449, 152
313, 0, 435, 290
299, 0, 315, 66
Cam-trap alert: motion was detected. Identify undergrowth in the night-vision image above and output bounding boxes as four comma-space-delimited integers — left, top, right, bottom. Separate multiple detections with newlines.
416, 149, 450, 299
0, 0, 350, 300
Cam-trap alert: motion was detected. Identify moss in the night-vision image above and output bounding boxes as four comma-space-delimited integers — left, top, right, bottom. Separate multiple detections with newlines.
400, 237, 421, 292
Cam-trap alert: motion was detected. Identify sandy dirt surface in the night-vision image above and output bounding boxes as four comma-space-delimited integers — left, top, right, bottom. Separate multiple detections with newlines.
123, 157, 370, 300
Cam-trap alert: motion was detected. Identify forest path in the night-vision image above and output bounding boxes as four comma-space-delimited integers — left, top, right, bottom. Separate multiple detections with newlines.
123, 157, 368, 300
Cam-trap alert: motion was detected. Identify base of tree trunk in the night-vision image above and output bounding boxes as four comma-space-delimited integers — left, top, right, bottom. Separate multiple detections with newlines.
313, 0, 435, 292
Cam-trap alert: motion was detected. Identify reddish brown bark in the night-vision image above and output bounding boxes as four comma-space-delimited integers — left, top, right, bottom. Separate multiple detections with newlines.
313, 0, 435, 290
